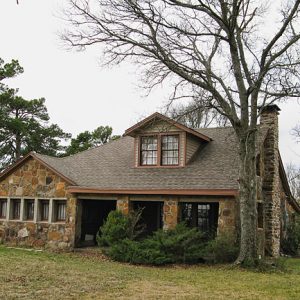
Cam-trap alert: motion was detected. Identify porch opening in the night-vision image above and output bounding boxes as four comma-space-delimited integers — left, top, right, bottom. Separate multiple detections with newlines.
80, 200, 116, 246
133, 201, 164, 236
180, 202, 219, 238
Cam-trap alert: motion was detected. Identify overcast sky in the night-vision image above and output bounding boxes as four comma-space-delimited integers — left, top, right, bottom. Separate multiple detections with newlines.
1, 0, 300, 166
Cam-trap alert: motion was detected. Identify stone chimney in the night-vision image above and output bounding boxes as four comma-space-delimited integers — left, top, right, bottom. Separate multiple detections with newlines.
259, 104, 281, 257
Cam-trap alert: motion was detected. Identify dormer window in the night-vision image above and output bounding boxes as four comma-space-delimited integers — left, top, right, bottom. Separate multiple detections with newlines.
125, 112, 211, 168
161, 135, 179, 165
141, 136, 158, 165
140, 134, 179, 167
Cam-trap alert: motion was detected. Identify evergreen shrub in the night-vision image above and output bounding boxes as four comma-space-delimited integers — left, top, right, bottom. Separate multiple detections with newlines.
281, 215, 300, 256
204, 232, 238, 263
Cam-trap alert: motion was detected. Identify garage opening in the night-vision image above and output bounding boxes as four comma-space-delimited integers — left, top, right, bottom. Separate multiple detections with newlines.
80, 200, 116, 246
133, 201, 164, 237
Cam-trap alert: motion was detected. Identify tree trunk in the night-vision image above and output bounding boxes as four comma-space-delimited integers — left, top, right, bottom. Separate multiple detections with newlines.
235, 130, 258, 264
15, 133, 21, 161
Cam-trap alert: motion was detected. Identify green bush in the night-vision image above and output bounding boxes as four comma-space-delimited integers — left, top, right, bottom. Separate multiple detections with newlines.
97, 209, 144, 247
107, 238, 172, 265
148, 223, 207, 264
281, 215, 300, 256
98, 211, 239, 265
204, 232, 238, 263
106, 223, 207, 265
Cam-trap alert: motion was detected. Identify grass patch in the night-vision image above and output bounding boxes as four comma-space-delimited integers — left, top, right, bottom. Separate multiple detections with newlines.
0, 246, 300, 299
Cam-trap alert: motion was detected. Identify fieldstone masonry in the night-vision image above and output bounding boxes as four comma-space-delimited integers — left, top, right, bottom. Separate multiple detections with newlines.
0, 158, 77, 250
163, 198, 179, 230
261, 106, 281, 257
117, 196, 131, 215
217, 199, 237, 234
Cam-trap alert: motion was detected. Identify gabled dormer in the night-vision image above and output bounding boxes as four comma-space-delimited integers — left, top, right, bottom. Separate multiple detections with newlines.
124, 112, 212, 168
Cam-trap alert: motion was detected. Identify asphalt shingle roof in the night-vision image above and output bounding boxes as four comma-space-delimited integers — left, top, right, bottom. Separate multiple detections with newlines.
35, 127, 246, 191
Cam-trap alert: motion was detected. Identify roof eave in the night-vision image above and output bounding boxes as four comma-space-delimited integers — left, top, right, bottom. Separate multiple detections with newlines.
67, 186, 238, 197
278, 152, 300, 213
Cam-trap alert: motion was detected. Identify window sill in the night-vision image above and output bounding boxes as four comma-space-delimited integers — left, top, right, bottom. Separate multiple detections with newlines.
135, 165, 184, 169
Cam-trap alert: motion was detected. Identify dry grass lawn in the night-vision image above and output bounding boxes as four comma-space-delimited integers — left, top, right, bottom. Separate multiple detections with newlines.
0, 246, 300, 299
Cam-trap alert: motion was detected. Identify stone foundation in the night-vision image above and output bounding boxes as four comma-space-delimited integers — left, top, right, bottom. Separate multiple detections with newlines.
0, 221, 72, 250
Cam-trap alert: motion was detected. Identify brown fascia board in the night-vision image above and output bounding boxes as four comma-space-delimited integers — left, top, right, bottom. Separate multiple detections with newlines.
0, 152, 77, 186
124, 112, 212, 142
278, 152, 300, 213
67, 186, 238, 197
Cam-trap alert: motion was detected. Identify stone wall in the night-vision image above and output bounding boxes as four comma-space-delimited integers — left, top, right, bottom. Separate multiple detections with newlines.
0, 158, 76, 250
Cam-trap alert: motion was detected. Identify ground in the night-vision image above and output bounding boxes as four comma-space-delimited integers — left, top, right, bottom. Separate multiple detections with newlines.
0, 246, 300, 299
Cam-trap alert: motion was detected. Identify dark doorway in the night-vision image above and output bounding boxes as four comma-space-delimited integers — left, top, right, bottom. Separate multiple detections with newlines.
180, 202, 219, 238
133, 201, 163, 236
80, 200, 116, 245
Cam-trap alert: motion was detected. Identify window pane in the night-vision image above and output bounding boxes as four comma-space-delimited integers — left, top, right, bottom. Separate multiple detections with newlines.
40, 200, 49, 221
180, 203, 219, 238
26, 200, 34, 220
198, 204, 210, 232
55, 201, 66, 221
12, 200, 21, 219
161, 135, 179, 165
141, 136, 158, 165
0, 200, 7, 218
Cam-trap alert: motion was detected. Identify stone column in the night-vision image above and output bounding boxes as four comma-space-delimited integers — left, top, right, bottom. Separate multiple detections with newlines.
163, 198, 179, 230
260, 105, 281, 257
67, 194, 77, 248
217, 199, 236, 235
117, 195, 131, 215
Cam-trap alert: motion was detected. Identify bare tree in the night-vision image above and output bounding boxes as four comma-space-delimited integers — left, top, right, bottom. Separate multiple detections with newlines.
167, 100, 229, 128
292, 124, 300, 142
62, 0, 300, 264
286, 163, 300, 202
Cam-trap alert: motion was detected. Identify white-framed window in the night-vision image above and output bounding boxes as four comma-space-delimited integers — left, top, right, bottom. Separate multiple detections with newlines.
161, 135, 179, 165
1, 197, 67, 224
11, 199, 21, 220
39, 199, 50, 222
53, 200, 67, 222
0, 199, 7, 219
140, 134, 180, 166
140, 136, 158, 165
24, 199, 35, 221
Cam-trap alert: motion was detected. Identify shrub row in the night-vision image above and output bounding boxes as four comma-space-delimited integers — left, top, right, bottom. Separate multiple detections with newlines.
97, 210, 239, 265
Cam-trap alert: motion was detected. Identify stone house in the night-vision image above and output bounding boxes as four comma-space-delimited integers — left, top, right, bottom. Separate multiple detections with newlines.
0, 104, 299, 256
